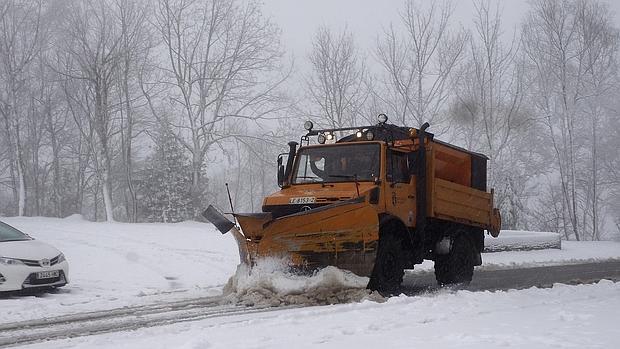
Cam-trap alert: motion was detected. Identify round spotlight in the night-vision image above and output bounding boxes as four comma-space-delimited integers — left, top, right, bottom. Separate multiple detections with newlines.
366, 130, 375, 140
378, 113, 388, 123
326, 133, 334, 141
317, 133, 326, 144
356, 130, 363, 138
304, 120, 314, 131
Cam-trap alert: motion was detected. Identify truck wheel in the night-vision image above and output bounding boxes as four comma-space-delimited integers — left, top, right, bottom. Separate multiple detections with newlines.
434, 234, 474, 286
368, 231, 404, 294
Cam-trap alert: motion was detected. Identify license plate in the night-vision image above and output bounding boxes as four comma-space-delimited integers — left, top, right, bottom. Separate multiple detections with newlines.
36, 270, 59, 279
289, 197, 316, 204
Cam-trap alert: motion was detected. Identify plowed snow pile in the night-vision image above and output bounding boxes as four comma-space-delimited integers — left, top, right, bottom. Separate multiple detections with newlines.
223, 258, 385, 306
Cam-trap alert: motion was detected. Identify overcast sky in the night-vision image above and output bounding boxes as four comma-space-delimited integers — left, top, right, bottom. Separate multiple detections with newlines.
262, 0, 620, 61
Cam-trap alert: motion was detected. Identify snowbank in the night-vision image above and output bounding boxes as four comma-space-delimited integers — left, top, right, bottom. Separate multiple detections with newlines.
484, 230, 561, 252
223, 257, 382, 306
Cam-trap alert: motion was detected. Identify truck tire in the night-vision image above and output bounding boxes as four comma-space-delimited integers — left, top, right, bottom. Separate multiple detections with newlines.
434, 234, 474, 286
368, 230, 404, 294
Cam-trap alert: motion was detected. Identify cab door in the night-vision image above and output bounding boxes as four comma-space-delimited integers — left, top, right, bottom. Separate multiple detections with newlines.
384, 149, 416, 227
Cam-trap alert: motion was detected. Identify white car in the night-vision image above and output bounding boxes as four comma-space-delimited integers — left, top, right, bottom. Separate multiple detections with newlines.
0, 221, 69, 292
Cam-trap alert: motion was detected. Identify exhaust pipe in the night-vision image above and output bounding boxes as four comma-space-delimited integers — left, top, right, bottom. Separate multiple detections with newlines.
415, 122, 430, 254
282, 141, 298, 186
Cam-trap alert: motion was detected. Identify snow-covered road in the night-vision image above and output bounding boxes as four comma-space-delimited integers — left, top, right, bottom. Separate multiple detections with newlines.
11, 280, 620, 349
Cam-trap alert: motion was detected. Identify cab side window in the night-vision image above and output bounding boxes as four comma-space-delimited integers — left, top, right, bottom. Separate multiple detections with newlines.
387, 150, 410, 183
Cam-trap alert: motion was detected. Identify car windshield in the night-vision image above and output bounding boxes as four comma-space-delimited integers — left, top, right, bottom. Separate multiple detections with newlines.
0, 221, 31, 242
293, 143, 381, 184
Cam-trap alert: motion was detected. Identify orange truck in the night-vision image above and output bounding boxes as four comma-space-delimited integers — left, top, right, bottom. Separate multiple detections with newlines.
204, 115, 501, 292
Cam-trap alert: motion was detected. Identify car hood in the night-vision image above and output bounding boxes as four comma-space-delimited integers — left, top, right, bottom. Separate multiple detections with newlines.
0, 240, 61, 260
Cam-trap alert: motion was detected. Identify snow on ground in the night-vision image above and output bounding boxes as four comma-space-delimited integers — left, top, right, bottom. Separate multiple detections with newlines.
0, 216, 239, 323
2, 216, 620, 326
18, 280, 620, 349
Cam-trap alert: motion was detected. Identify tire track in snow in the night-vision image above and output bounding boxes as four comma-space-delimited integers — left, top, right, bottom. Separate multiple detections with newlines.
0, 295, 298, 348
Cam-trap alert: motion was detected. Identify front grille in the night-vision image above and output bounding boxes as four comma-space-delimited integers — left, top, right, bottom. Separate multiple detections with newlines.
23, 270, 66, 286
18, 255, 61, 267
21, 259, 40, 267
263, 203, 329, 218
50, 255, 60, 265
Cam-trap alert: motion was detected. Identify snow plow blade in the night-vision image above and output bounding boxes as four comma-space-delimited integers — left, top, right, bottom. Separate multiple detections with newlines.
234, 198, 380, 277
202, 205, 235, 234
201, 205, 250, 265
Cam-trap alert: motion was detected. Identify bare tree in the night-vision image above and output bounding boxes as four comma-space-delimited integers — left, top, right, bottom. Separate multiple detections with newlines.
60, 0, 124, 221
144, 0, 287, 216
577, 1, 619, 240
0, 0, 43, 216
305, 26, 368, 130
523, 0, 619, 240
376, 0, 466, 128
449, 0, 527, 228
115, 0, 151, 222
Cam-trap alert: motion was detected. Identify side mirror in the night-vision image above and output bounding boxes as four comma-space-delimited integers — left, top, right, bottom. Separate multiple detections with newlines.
277, 154, 285, 187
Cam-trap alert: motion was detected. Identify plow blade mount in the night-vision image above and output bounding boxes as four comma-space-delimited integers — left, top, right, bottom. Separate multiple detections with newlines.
236, 199, 380, 277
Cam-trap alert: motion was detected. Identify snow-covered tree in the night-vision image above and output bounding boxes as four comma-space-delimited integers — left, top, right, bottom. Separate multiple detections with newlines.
139, 128, 193, 223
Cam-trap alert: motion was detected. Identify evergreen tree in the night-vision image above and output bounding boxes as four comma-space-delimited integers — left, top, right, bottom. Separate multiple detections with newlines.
139, 129, 193, 223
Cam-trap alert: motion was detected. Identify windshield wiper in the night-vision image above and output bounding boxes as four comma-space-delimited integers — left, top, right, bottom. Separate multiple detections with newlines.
296, 175, 321, 182
0, 238, 30, 242
328, 174, 357, 179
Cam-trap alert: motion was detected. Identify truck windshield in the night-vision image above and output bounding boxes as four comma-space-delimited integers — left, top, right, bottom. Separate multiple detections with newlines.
292, 143, 381, 184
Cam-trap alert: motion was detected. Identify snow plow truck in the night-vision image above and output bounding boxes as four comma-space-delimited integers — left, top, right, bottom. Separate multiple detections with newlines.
204, 115, 501, 293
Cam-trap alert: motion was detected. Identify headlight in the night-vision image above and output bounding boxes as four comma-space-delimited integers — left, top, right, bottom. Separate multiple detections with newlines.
57, 253, 66, 263
366, 130, 375, 140
0, 257, 24, 266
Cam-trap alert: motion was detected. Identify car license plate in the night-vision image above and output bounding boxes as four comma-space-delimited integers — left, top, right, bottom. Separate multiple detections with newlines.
36, 270, 59, 279
289, 197, 316, 204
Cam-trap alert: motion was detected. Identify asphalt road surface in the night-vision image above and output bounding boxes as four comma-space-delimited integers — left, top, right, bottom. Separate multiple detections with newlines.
402, 259, 620, 294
